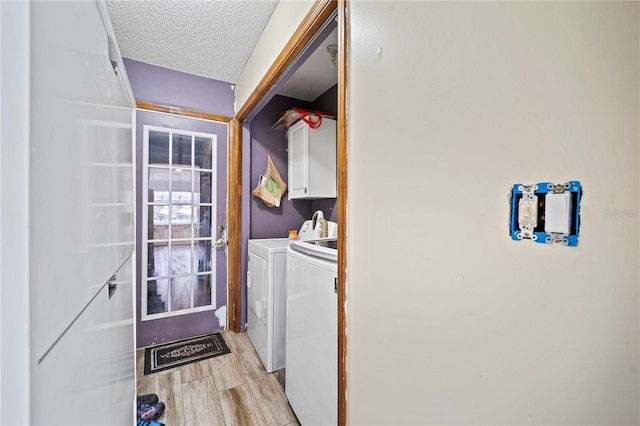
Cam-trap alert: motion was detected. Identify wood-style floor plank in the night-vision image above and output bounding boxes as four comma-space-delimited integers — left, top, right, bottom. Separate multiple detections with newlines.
182, 376, 226, 426
209, 353, 246, 391
219, 384, 268, 426
243, 358, 297, 425
155, 370, 184, 426
181, 357, 213, 383
222, 330, 254, 354
236, 348, 266, 376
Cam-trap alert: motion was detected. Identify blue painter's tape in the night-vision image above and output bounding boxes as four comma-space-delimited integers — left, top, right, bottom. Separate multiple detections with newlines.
512, 184, 523, 195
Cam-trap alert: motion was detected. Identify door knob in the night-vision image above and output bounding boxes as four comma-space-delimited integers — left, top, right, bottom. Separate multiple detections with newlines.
213, 238, 226, 247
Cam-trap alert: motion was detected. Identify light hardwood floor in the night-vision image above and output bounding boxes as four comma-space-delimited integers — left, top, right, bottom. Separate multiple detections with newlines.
136, 331, 299, 426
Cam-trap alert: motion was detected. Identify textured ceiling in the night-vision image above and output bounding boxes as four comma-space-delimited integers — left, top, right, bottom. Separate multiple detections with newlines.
105, 0, 279, 84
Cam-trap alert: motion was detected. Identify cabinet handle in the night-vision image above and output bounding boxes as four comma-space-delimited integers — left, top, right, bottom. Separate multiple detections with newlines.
107, 35, 119, 76
107, 273, 118, 299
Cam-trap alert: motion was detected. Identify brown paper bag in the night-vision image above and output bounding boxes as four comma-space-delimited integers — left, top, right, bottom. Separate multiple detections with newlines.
252, 153, 287, 208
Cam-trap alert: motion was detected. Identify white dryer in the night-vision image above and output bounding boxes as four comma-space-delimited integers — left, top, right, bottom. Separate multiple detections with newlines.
247, 219, 336, 373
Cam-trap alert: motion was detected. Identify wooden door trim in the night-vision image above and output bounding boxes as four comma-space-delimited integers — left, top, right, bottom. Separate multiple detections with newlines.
230, 0, 347, 424
136, 101, 232, 123
228, 118, 242, 332
135, 100, 238, 331
336, 2, 347, 425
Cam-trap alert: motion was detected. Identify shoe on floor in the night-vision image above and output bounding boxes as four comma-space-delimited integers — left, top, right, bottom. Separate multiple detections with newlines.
136, 394, 159, 406
136, 419, 165, 426
138, 402, 165, 421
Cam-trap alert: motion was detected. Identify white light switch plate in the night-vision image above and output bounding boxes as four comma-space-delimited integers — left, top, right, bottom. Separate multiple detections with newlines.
545, 193, 572, 234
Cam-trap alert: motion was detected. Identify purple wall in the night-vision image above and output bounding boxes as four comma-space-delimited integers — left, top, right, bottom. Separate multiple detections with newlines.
250, 95, 315, 239
125, 59, 233, 347
124, 58, 235, 117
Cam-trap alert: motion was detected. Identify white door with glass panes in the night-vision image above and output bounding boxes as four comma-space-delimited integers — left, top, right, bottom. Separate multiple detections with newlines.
143, 126, 224, 320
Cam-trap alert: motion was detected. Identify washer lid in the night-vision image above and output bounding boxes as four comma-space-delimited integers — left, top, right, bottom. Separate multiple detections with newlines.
289, 238, 337, 262
248, 238, 290, 253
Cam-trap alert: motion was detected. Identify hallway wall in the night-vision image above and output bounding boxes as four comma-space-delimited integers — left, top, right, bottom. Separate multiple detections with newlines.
347, 2, 639, 424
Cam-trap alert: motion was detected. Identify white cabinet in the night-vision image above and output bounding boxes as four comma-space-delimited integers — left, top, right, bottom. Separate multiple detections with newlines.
287, 118, 337, 199
1, 1, 135, 424
30, 0, 135, 361
32, 255, 135, 426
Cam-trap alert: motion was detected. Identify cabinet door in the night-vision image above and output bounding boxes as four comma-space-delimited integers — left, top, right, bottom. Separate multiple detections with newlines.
288, 123, 310, 199
31, 255, 135, 425
29, 0, 134, 360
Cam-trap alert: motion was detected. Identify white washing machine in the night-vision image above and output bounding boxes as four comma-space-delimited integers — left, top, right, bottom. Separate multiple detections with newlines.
285, 237, 338, 425
247, 218, 336, 373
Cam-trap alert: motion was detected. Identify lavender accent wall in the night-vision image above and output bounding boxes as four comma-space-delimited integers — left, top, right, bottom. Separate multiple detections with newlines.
313, 84, 338, 115
125, 60, 234, 348
250, 95, 315, 239
123, 58, 235, 117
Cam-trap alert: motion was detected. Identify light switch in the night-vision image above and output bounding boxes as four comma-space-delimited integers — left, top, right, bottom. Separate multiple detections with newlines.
545, 193, 571, 234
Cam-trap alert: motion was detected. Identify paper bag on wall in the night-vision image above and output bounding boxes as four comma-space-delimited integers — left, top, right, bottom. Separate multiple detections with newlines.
252, 153, 287, 208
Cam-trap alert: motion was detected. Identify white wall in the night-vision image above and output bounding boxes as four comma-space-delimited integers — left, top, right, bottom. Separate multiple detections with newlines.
0, 1, 31, 423
347, 2, 639, 425
234, 0, 314, 111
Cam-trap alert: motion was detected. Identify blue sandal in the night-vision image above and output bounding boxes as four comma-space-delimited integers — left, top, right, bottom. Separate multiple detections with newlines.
137, 419, 165, 426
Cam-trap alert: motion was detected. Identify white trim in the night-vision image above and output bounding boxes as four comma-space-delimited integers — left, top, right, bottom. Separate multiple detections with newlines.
141, 125, 218, 321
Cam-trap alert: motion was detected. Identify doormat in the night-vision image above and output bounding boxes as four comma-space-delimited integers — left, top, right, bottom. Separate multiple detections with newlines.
144, 333, 230, 375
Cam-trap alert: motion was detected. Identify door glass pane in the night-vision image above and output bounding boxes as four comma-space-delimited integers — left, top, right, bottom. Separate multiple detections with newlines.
195, 137, 213, 170
194, 274, 212, 308
171, 276, 192, 311
172, 134, 192, 167
149, 131, 170, 165
196, 172, 212, 204
195, 206, 212, 238
147, 278, 168, 314
148, 242, 168, 277
150, 206, 169, 239
171, 207, 192, 239
149, 168, 170, 197
171, 243, 192, 275
195, 241, 212, 272
172, 169, 192, 196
